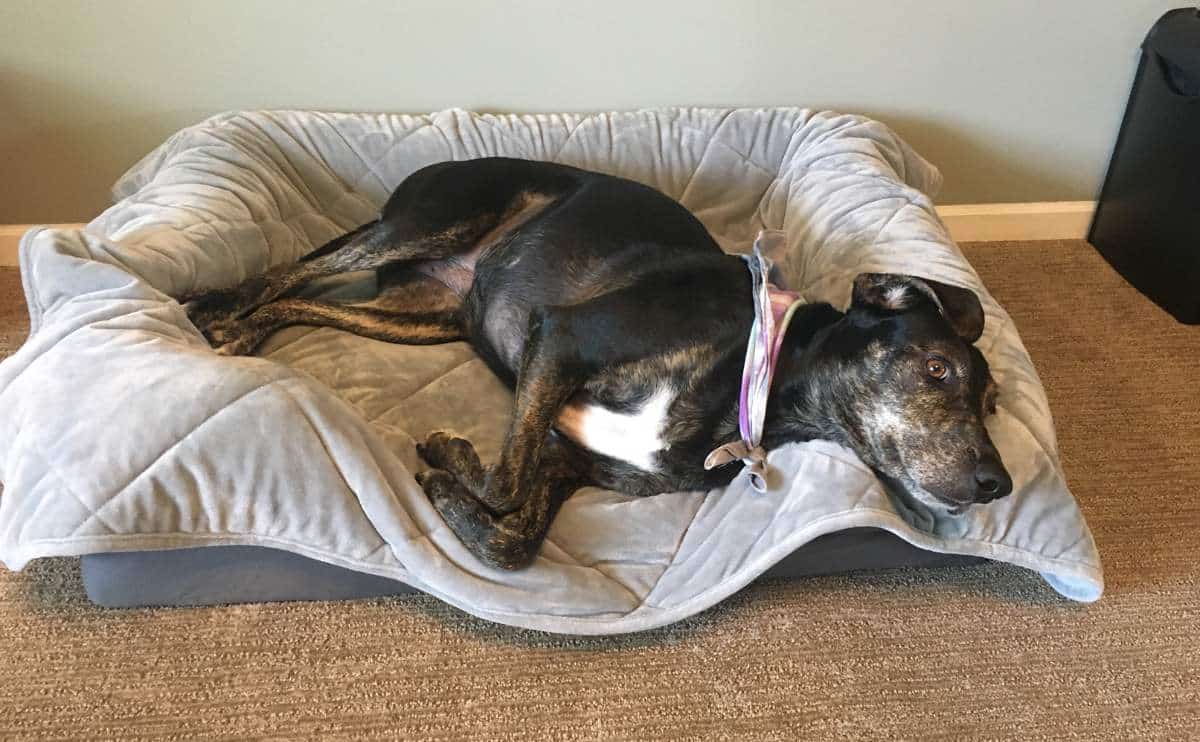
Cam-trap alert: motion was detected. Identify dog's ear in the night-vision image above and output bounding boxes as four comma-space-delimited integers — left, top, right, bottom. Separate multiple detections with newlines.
851, 273, 985, 343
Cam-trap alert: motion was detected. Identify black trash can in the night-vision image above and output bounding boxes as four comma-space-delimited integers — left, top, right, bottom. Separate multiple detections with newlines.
1089, 8, 1200, 324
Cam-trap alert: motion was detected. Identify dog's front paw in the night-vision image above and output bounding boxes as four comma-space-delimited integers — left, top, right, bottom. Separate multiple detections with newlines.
417, 432, 489, 503
416, 431, 459, 467
414, 467, 460, 508
417, 430, 479, 473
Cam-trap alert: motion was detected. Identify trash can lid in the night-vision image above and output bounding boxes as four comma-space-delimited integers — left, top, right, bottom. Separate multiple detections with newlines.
1145, 8, 1200, 70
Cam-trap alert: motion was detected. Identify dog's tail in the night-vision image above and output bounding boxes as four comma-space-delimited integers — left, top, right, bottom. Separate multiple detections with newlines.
300, 219, 396, 263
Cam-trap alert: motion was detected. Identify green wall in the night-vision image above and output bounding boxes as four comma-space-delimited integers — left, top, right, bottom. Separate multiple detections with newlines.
0, 0, 1179, 222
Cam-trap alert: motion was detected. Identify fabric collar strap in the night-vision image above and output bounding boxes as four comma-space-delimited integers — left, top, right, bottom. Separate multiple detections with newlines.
703, 230, 804, 493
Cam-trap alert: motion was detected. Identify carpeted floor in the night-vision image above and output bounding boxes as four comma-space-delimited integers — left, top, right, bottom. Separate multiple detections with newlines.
0, 268, 27, 360
1, 241, 1197, 740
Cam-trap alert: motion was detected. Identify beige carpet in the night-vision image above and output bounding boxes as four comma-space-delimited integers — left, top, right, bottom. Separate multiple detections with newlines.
1, 241, 1198, 740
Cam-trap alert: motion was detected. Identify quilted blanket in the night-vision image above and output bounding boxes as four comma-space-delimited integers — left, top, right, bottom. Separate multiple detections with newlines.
0, 108, 1103, 633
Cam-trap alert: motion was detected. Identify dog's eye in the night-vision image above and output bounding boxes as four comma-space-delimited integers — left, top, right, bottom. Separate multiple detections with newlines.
925, 357, 950, 380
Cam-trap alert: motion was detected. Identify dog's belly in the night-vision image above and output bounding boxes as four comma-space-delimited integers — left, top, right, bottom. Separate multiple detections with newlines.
555, 388, 673, 472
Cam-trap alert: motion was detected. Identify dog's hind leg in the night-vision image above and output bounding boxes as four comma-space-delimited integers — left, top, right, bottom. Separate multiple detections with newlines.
183, 159, 576, 332
206, 297, 464, 355
182, 219, 467, 332
204, 267, 465, 354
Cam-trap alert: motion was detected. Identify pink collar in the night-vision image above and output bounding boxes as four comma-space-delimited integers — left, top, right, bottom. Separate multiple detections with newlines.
704, 230, 804, 492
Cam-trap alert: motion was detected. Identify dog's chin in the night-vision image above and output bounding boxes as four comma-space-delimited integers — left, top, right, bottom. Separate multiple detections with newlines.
897, 479, 977, 516
925, 492, 985, 516
872, 470, 982, 521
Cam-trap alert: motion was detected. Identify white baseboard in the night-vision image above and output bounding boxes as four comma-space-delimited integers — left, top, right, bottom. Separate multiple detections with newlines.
0, 224, 82, 268
936, 201, 1095, 243
0, 203, 1096, 268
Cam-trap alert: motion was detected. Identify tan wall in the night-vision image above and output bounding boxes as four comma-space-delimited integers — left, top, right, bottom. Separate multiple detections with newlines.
0, 0, 1178, 222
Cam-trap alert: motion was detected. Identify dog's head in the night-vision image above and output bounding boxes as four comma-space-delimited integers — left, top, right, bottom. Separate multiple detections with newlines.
772, 273, 1011, 512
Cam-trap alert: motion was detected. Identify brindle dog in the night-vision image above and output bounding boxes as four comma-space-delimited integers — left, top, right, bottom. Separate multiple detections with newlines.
183, 157, 1013, 569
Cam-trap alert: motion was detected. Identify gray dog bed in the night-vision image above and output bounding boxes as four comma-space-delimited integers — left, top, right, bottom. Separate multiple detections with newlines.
81, 531, 981, 608
0, 108, 1103, 634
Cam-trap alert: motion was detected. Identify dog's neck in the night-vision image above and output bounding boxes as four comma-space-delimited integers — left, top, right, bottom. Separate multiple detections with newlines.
757, 301, 851, 450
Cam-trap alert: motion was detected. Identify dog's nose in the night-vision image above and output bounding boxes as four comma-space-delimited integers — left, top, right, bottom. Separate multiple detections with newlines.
974, 456, 1013, 502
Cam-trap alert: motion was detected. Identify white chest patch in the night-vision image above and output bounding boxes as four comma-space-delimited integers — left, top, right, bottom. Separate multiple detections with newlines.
555, 387, 674, 472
